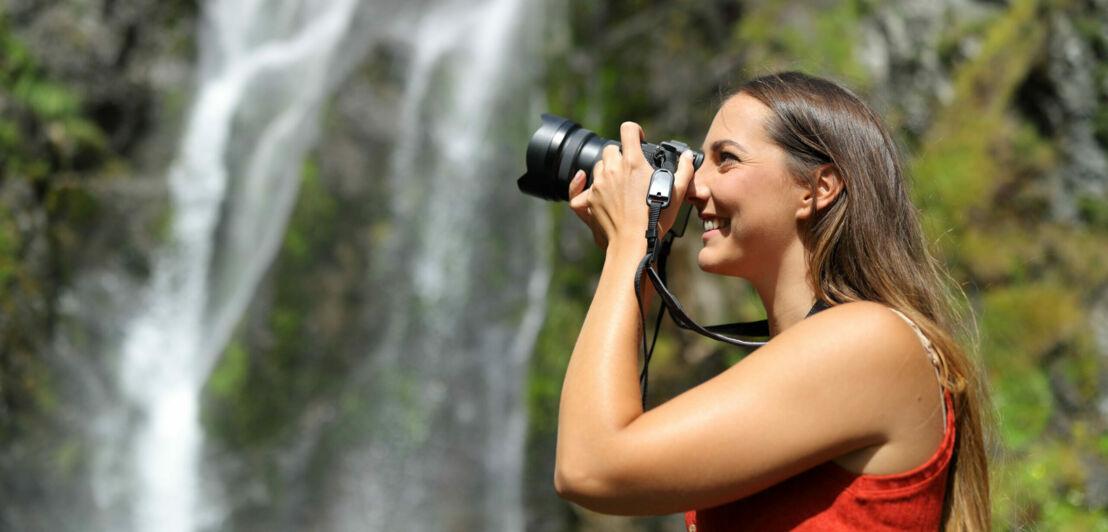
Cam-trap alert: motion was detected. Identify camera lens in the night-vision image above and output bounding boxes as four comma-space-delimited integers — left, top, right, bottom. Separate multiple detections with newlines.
517, 114, 704, 202
518, 114, 617, 201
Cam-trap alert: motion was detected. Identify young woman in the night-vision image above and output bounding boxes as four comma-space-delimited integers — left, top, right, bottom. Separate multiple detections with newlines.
556, 72, 990, 531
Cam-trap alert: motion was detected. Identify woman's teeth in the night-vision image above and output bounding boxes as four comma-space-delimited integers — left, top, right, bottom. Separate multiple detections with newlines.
703, 218, 728, 231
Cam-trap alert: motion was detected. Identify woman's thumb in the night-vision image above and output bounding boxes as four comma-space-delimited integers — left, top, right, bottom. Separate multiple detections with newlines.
674, 149, 696, 197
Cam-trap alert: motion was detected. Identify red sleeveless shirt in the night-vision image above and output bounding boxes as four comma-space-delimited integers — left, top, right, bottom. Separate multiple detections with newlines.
684, 392, 955, 531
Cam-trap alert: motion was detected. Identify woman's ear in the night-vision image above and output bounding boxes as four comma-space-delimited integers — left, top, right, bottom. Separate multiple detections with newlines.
797, 164, 844, 220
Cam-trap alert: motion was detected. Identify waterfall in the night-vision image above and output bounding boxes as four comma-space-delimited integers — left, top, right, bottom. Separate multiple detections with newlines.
82, 0, 550, 530
324, 0, 550, 530
108, 1, 359, 530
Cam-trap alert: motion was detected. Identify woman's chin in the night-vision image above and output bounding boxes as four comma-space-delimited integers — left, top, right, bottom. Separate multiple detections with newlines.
696, 251, 728, 275
697, 249, 747, 278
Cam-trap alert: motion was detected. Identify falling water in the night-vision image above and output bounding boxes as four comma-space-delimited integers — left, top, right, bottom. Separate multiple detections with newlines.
110, 1, 359, 530
77, 0, 549, 529
325, 0, 550, 530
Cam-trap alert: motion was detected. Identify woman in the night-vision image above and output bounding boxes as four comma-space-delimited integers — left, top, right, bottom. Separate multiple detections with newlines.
555, 72, 990, 531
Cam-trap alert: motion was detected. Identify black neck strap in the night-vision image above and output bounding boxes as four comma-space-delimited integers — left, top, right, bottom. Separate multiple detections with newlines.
633, 200, 831, 408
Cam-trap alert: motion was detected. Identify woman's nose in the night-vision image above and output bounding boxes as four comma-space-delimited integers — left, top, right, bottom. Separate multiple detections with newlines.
686, 166, 709, 204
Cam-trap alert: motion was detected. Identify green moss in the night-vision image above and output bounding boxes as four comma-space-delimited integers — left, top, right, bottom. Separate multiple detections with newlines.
991, 367, 1052, 448
1094, 100, 1108, 148
279, 158, 337, 265
981, 284, 1081, 365
0, 204, 18, 290
731, 0, 874, 86
1056, 334, 1101, 404
994, 439, 1108, 529
0, 18, 109, 178
207, 338, 250, 400
202, 155, 360, 450
1077, 194, 1108, 229
526, 207, 597, 433
912, 0, 1045, 235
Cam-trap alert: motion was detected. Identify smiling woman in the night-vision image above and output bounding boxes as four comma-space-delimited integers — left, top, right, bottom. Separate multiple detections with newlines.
558, 72, 990, 531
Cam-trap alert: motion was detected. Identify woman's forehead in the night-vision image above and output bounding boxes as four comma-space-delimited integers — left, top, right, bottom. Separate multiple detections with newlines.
704, 93, 771, 147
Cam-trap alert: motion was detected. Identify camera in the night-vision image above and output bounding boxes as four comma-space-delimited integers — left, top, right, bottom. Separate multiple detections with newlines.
517, 114, 705, 201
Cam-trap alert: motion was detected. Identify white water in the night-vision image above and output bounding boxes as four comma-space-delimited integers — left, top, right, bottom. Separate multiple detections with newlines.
83, 0, 550, 530
326, 0, 550, 529
114, 1, 358, 530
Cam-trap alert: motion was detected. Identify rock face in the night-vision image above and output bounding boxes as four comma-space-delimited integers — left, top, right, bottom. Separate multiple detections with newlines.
1, 0, 1106, 530
0, 1, 195, 529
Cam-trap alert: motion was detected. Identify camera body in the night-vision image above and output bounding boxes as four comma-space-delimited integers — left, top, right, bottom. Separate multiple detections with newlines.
517, 114, 704, 201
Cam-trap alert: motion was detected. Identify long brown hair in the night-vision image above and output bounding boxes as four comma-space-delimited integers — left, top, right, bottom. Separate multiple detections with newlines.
738, 71, 991, 531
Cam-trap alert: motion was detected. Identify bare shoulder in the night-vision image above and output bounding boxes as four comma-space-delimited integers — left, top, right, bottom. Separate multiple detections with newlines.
775, 300, 929, 370
803, 300, 920, 337
743, 300, 943, 438
758, 301, 945, 473
706, 300, 940, 432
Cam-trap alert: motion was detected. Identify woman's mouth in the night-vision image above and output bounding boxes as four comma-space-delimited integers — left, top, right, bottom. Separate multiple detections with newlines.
702, 217, 729, 241
703, 218, 729, 232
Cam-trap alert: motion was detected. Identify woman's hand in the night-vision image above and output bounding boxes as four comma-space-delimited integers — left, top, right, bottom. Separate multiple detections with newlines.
568, 122, 695, 251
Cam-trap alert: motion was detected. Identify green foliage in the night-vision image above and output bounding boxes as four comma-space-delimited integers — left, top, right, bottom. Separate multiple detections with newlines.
0, 15, 113, 448
280, 159, 337, 265
1095, 104, 1108, 150
527, 208, 602, 434
995, 437, 1108, 531
207, 338, 250, 401
732, 0, 876, 86
912, 0, 1045, 236
202, 154, 363, 455
1077, 194, 1108, 229
0, 203, 18, 290
203, 158, 338, 447
0, 17, 109, 180
981, 284, 1081, 367
905, 0, 1108, 527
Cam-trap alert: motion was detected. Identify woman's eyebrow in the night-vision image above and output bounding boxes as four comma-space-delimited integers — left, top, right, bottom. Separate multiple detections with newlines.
709, 139, 746, 153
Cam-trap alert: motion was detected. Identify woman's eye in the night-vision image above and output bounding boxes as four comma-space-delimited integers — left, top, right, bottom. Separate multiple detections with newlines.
719, 152, 740, 164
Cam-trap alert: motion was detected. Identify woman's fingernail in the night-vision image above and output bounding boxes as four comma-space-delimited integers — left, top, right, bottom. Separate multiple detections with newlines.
681, 150, 694, 160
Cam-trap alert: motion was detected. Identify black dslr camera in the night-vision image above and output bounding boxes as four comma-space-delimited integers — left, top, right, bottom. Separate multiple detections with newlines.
517, 114, 705, 201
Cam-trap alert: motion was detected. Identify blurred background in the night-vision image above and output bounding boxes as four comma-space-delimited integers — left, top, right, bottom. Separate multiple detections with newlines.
1, 0, 1106, 530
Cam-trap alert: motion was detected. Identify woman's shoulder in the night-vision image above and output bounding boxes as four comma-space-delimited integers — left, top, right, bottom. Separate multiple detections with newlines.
761, 300, 938, 404
811, 300, 914, 326
784, 300, 928, 355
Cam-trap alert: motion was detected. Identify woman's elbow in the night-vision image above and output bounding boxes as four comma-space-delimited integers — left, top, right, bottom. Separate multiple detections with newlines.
554, 459, 598, 502
553, 458, 625, 510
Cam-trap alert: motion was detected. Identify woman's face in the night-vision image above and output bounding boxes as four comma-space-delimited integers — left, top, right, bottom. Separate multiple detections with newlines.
687, 93, 808, 279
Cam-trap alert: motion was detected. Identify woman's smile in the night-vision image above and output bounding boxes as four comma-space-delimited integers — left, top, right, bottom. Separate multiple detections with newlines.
700, 215, 730, 242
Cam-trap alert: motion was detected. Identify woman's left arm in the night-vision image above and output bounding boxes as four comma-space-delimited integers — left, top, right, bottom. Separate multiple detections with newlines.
555, 122, 696, 497
555, 297, 945, 516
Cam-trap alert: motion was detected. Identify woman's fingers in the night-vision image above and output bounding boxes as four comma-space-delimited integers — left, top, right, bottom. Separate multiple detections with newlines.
569, 169, 587, 200
657, 150, 695, 235
568, 170, 590, 219
572, 121, 655, 248
568, 169, 609, 249
673, 149, 696, 200
619, 122, 647, 167
597, 144, 621, 185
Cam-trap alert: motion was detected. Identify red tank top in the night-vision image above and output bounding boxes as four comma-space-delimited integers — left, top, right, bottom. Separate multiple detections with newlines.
684, 392, 955, 531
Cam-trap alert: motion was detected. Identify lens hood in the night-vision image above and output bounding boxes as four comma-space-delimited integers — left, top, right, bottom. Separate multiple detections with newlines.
518, 114, 616, 201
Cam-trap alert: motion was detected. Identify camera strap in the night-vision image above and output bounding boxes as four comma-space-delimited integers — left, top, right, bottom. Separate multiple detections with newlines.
631, 168, 833, 407
633, 168, 773, 407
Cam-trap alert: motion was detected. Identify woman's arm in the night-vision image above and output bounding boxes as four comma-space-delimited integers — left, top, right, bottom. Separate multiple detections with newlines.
555, 121, 695, 504
555, 300, 947, 515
